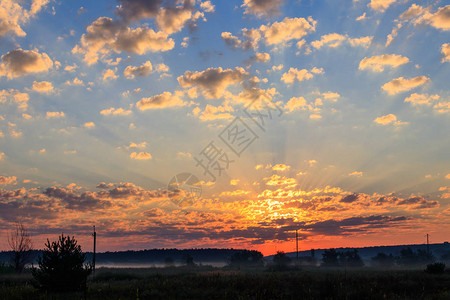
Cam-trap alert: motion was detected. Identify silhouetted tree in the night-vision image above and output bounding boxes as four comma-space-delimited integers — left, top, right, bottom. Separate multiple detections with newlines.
398, 247, 435, 266
8, 222, 33, 273
229, 250, 264, 266
321, 248, 339, 267
339, 249, 364, 267
32, 234, 92, 292
371, 252, 395, 267
273, 251, 292, 266
164, 257, 174, 267
185, 253, 195, 266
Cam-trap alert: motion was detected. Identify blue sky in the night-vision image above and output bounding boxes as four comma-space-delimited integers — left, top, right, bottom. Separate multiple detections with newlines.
0, 0, 449, 253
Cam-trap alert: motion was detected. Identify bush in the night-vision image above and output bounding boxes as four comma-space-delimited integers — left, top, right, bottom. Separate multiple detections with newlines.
425, 262, 446, 274
32, 234, 92, 292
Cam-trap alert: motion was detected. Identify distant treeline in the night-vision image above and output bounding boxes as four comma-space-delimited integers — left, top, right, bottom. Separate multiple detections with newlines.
0, 248, 251, 265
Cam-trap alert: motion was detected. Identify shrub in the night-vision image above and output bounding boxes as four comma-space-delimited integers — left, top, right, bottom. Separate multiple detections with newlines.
32, 234, 92, 292
425, 262, 446, 274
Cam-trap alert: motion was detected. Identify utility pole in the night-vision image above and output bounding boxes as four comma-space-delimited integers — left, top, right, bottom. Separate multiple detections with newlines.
296, 230, 299, 261
92, 226, 96, 276
426, 233, 429, 254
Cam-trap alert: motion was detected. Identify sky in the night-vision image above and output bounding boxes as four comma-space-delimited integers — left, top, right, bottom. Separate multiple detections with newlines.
0, 0, 449, 255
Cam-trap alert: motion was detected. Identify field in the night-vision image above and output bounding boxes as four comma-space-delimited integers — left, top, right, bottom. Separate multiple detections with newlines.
1, 265, 450, 300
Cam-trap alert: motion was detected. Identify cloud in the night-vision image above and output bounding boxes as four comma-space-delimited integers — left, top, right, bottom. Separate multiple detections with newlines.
192, 103, 234, 121
32, 81, 53, 93
272, 164, 290, 171
0, 49, 53, 78
100, 107, 132, 116
230, 179, 239, 186
0, 0, 49, 37
374, 114, 407, 126
425, 5, 450, 31
311, 33, 346, 49
127, 142, 147, 149
281, 67, 322, 84
264, 174, 296, 186
359, 54, 409, 72
442, 43, 450, 62
130, 152, 152, 160
156, 2, 205, 34
399, 4, 427, 20
116, 0, 162, 22
65, 77, 84, 86
46, 111, 65, 119
221, 29, 261, 50
136, 91, 187, 110
356, 12, 366, 21
0, 175, 17, 185
404, 93, 439, 106
0, 89, 30, 110
73, 17, 174, 65
385, 23, 402, 47
260, 17, 316, 45
102, 68, 118, 81
178, 67, 247, 99
254, 52, 270, 62
348, 171, 363, 177
311, 33, 373, 49
242, 0, 284, 17
381, 76, 430, 95
84, 122, 95, 128
200, 1, 215, 13
368, 0, 397, 12
124, 61, 153, 79
284, 96, 307, 112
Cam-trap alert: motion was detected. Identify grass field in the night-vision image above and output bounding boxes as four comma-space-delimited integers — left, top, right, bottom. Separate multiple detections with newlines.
1, 265, 449, 299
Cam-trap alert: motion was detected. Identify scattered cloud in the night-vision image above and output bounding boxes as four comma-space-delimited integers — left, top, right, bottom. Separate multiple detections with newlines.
242, 0, 284, 17
281, 67, 322, 84
130, 152, 152, 160
381, 76, 430, 95
46, 111, 65, 119
442, 43, 450, 62
374, 114, 407, 126
0, 49, 53, 78
32, 81, 54, 93
359, 54, 409, 72
178, 67, 247, 99
124, 61, 153, 79
136, 91, 187, 110
100, 107, 132, 116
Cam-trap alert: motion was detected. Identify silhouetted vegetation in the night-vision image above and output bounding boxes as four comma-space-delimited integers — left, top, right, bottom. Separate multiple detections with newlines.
321, 248, 363, 267
397, 247, 435, 266
228, 250, 264, 267
32, 234, 92, 292
425, 262, 446, 274
8, 222, 33, 273
371, 252, 396, 267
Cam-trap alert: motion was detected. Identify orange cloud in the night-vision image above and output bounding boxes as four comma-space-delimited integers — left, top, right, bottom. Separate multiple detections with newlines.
374, 114, 407, 126
0, 49, 53, 78
178, 67, 247, 99
32, 80, 54, 93
368, 0, 397, 12
124, 61, 153, 79
130, 152, 152, 160
359, 54, 409, 72
100, 107, 132, 116
136, 91, 186, 110
242, 0, 284, 17
381, 76, 430, 95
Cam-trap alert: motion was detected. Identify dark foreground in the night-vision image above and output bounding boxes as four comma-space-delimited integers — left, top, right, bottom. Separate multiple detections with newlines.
1, 266, 450, 300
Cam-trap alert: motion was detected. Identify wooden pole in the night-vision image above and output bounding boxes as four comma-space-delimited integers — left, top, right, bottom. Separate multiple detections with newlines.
92, 226, 96, 276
